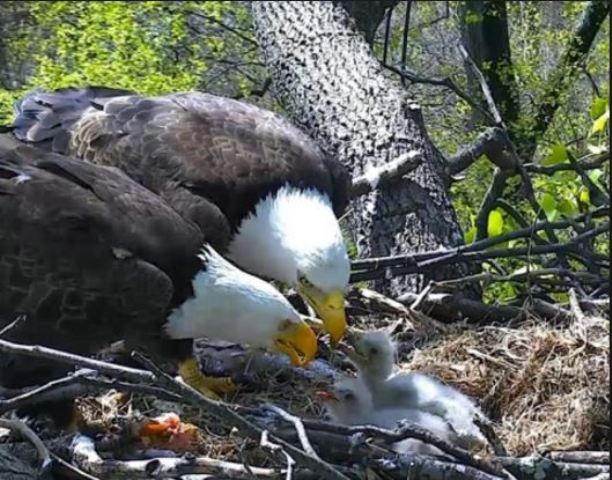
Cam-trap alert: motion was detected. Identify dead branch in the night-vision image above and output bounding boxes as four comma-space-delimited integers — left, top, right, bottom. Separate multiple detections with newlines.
260, 416, 507, 479
0, 338, 157, 384
71, 434, 285, 479
545, 450, 609, 465
448, 126, 516, 175
130, 353, 352, 480
396, 291, 576, 324
350, 150, 422, 198
0, 416, 52, 473
499, 455, 609, 480
350, 223, 609, 283
264, 404, 320, 460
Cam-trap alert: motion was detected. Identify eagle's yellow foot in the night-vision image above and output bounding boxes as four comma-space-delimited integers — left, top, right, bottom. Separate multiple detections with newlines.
178, 358, 236, 399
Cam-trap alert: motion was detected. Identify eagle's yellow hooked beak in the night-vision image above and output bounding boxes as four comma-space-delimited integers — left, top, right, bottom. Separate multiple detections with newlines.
273, 319, 318, 367
299, 286, 347, 345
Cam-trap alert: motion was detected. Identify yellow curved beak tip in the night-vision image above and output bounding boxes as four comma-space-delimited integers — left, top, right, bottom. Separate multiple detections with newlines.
319, 291, 347, 345
277, 321, 318, 367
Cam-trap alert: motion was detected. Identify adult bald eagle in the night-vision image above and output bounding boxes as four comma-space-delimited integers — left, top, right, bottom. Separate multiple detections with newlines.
0, 136, 317, 402
11, 87, 352, 343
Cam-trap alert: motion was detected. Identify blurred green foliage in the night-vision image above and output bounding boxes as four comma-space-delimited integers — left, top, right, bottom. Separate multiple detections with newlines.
0, 1, 264, 122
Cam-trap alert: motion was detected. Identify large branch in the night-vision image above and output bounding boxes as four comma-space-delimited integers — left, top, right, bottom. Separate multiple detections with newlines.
251, 1, 476, 297
519, 0, 609, 159
459, 1, 520, 125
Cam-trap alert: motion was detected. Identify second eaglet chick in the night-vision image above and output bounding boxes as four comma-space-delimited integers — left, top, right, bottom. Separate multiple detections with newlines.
347, 330, 488, 450
316, 376, 455, 457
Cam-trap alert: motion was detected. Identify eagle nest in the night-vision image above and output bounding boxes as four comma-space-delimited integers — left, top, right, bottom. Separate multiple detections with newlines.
400, 311, 610, 456
66, 304, 609, 467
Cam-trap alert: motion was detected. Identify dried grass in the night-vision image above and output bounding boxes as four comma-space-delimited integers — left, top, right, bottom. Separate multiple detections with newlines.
74, 308, 609, 461
399, 312, 610, 455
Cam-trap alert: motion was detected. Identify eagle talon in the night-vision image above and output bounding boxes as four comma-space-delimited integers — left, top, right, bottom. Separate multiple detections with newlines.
178, 358, 237, 398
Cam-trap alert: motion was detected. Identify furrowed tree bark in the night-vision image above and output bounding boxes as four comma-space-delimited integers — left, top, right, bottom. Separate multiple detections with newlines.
251, 1, 477, 298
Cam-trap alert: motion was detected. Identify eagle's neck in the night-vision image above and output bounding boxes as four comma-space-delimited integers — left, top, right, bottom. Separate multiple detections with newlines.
226, 185, 345, 288
164, 246, 293, 345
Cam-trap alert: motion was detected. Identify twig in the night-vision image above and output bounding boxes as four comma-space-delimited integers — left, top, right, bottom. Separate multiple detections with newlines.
265, 404, 320, 460
409, 281, 434, 310
131, 353, 351, 480
396, 291, 575, 324
350, 150, 422, 197
0, 314, 26, 337
458, 42, 503, 125
382, 63, 497, 125
0, 338, 157, 384
0, 369, 92, 414
260, 430, 295, 480
268, 417, 507, 479
524, 152, 609, 175
188, 10, 258, 46
0, 371, 183, 414
50, 451, 101, 480
0, 416, 52, 472
499, 455, 609, 480
568, 288, 588, 324
351, 223, 609, 282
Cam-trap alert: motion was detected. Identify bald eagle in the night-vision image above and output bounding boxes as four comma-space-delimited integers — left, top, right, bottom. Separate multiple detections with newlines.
11, 87, 352, 343
0, 136, 317, 403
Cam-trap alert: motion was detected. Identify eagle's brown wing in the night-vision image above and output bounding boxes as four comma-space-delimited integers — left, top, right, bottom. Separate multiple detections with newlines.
12, 88, 350, 226
0, 139, 208, 388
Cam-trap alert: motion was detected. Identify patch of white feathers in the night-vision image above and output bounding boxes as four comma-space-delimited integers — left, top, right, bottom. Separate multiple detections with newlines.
226, 184, 350, 292
164, 244, 300, 349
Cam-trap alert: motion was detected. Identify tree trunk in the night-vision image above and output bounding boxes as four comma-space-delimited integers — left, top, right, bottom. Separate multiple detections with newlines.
459, 1, 520, 126
251, 1, 476, 298
336, 1, 400, 45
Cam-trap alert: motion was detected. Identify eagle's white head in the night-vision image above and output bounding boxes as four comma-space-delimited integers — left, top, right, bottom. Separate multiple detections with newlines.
227, 185, 350, 344
165, 245, 318, 367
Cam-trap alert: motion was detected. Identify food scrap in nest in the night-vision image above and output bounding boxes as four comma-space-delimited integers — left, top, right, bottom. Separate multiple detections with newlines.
136, 412, 203, 452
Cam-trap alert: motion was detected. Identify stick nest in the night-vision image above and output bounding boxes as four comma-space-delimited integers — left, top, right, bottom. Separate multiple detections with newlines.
400, 312, 610, 455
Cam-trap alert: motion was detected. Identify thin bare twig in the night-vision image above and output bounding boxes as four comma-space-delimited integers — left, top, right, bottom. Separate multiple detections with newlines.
0, 416, 52, 472
265, 404, 320, 460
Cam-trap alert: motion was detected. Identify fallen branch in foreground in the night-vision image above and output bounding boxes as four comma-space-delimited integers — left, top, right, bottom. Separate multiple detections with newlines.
71, 434, 291, 480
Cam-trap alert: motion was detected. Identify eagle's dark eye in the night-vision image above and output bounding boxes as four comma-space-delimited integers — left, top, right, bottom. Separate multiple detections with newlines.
370, 347, 378, 356
344, 391, 355, 401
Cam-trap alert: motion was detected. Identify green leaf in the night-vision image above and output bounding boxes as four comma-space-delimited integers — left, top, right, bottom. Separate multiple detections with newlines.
590, 97, 608, 119
464, 226, 477, 245
588, 169, 604, 184
558, 198, 578, 216
542, 144, 568, 166
579, 188, 591, 205
487, 210, 504, 238
539, 192, 557, 220
591, 107, 610, 135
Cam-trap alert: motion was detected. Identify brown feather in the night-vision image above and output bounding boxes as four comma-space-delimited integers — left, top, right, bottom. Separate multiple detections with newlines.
0, 138, 223, 390
11, 88, 350, 230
